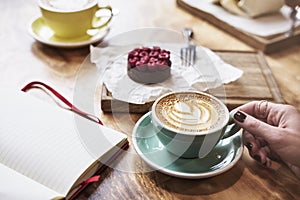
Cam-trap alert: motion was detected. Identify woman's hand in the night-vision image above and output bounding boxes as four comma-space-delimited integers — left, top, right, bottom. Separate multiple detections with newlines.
232, 101, 300, 178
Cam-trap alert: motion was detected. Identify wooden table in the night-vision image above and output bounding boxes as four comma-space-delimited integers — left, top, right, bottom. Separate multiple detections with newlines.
1, 0, 300, 199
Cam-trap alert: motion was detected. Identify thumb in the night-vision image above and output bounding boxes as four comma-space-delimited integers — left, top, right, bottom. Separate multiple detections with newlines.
286, 162, 300, 179
232, 111, 278, 141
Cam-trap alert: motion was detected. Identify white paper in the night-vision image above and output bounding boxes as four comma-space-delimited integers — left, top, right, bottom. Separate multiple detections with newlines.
90, 43, 243, 104
183, 0, 300, 37
0, 163, 60, 200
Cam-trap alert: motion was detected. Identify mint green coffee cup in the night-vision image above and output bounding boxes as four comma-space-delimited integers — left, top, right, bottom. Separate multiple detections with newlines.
151, 91, 241, 159
38, 0, 113, 38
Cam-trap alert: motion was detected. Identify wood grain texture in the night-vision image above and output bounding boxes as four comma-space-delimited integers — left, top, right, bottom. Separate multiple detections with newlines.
0, 0, 300, 199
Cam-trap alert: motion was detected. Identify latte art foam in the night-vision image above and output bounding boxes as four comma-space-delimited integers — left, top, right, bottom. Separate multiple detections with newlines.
155, 93, 226, 133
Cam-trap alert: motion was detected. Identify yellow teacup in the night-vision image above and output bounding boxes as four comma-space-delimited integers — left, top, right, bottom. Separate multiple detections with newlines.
38, 0, 113, 38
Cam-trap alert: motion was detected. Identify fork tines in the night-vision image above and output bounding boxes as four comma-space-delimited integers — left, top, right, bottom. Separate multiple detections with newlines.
180, 45, 196, 66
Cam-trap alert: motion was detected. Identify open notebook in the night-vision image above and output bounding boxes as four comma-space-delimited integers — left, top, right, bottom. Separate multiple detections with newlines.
0, 85, 128, 200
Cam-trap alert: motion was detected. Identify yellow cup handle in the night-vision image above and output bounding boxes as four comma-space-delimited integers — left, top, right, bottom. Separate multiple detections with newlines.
92, 5, 113, 29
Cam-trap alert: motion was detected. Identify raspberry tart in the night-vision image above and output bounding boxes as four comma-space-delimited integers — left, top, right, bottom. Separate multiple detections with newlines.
127, 46, 171, 84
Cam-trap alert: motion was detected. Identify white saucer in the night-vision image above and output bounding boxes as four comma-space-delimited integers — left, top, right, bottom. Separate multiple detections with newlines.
132, 112, 244, 179
28, 17, 109, 48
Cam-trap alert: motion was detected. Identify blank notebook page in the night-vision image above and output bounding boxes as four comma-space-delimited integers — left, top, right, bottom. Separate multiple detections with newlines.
0, 89, 127, 197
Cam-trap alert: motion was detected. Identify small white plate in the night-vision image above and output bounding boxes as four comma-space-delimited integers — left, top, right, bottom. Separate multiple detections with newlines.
28, 17, 109, 48
132, 111, 243, 179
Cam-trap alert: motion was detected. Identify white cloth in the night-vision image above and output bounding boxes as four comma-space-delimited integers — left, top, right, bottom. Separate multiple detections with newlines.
183, 0, 299, 37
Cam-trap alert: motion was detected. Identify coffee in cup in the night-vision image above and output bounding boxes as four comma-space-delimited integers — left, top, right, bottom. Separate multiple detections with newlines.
40, 0, 95, 11
151, 91, 240, 158
38, 0, 113, 38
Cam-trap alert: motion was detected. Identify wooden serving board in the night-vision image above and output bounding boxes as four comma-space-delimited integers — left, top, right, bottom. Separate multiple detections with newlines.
176, 0, 300, 54
100, 50, 284, 113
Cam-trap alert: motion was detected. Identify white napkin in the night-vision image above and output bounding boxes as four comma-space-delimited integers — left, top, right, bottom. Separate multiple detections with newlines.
183, 0, 300, 37
90, 43, 243, 104
212, 0, 284, 18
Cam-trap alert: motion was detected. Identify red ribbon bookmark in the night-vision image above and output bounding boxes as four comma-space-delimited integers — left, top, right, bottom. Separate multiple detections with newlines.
68, 175, 101, 200
71, 175, 101, 191
21, 81, 103, 125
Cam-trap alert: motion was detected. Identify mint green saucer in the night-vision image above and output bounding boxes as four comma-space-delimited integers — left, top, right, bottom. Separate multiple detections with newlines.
132, 112, 243, 179
29, 17, 109, 48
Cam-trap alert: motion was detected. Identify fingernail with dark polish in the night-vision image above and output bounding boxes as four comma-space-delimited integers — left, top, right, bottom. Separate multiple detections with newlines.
253, 155, 261, 163
246, 142, 253, 150
234, 111, 246, 123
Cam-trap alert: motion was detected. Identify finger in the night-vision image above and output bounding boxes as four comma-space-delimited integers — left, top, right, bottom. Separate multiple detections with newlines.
244, 132, 281, 163
256, 136, 268, 148
233, 110, 279, 141
243, 131, 270, 163
243, 131, 267, 149
243, 130, 259, 153
286, 162, 300, 179
233, 100, 271, 120
252, 146, 272, 168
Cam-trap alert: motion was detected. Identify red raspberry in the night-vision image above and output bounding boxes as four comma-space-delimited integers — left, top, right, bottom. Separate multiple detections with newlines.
149, 51, 159, 57
158, 52, 170, 60
128, 50, 139, 58
152, 46, 161, 52
139, 51, 149, 57
134, 48, 142, 52
161, 49, 170, 54
128, 57, 138, 66
140, 55, 150, 63
156, 60, 169, 70
149, 57, 158, 62
137, 60, 147, 65
142, 47, 151, 52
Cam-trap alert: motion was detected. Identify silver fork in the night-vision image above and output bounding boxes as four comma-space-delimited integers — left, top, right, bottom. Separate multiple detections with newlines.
285, 6, 298, 37
284, 0, 300, 37
180, 28, 196, 66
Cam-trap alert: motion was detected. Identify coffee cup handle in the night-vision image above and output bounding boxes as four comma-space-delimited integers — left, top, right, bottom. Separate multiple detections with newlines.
92, 5, 113, 29
221, 111, 242, 139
